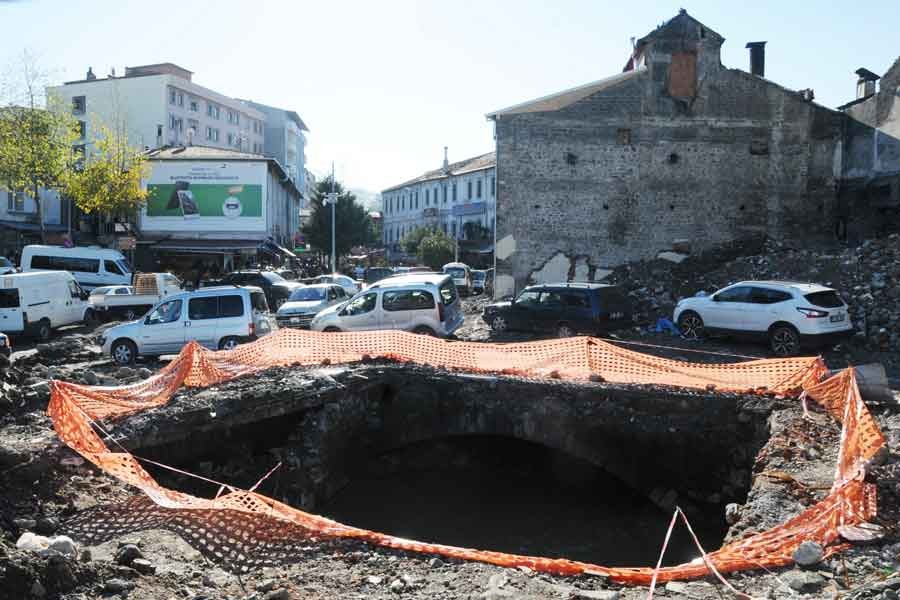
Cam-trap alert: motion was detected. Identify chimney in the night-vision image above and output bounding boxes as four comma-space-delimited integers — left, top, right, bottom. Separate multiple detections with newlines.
745, 42, 766, 77
86, 67, 96, 81
855, 68, 880, 99
443, 146, 449, 170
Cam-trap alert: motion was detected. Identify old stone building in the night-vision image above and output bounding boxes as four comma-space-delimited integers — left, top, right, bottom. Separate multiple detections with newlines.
838, 59, 900, 241
487, 10, 844, 297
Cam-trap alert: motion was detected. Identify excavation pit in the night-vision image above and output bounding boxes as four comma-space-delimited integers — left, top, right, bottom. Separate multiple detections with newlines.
111, 363, 778, 568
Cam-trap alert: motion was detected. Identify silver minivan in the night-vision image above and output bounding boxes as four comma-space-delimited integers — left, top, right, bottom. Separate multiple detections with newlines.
309, 273, 464, 337
100, 286, 273, 364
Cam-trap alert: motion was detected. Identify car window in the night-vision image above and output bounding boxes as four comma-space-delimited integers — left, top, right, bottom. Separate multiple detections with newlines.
561, 291, 589, 307
163, 274, 181, 287
114, 287, 131, 295
250, 291, 269, 312
539, 291, 563, 306
117, 259, 132, 274
67, 281, 81, 299
291, 287, 326, 301
804, 291, 844, 308
0, 289, 20, 308
261, 271, 286, 283
383, 289, 436, 311
750, 287, 793, 304
715, 286, 752, 302
335, 286, 346, 298
218, 295, 244, 317
344, 292, 377, 316
147, 299, 182, 324
104, 260, 123, 275
439, 280, 458, 305
189, 296, 218, 320
327, 287, 337, 300
515, 290, 541, 307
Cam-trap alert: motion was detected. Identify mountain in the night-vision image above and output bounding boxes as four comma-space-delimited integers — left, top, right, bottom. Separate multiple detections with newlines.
349, 188, 381, 213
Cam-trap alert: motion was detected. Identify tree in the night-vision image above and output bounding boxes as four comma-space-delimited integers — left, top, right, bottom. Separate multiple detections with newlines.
0, 52, 79, 240
63, 122, 150, 216
302, 177, 375, 260
418, 230, 455, 270
401, 226, 436, 256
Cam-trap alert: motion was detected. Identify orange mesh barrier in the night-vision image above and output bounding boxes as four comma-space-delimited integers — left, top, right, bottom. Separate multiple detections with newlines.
47, 329, 883, 585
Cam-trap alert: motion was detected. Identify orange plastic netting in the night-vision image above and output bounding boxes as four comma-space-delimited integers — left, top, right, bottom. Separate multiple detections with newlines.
47, 329, 885, 585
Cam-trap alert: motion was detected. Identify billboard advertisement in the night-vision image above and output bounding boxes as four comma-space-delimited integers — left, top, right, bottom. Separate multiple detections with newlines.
141, 161, 267, 233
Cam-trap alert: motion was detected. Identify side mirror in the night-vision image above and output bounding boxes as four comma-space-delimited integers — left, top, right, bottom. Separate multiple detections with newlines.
80, 291, 89, 301
712, 295, 720, 302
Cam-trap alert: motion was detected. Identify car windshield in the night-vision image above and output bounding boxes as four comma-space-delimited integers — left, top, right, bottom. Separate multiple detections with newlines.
290, 287, 326, 301
804, 290, 844, 308
445, 267, 466, 279
260, 271, 286, 283
0, 257, 12, 267
472, 272, 485, 282
117, 258, 132, 273
91, 286, 116, 295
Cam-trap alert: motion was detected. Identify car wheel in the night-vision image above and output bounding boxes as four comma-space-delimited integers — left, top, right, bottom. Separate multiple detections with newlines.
556, 322, 576, 338
490, 315, 508, 332
124, 308, 137, 321
218, 336, 240, 351
677, 311, 705, 340
770, 325, 801, 357
323, 326, 341, 333
35, 319, 52, 341
412, 325, 436, 336
111, 339, 137, 365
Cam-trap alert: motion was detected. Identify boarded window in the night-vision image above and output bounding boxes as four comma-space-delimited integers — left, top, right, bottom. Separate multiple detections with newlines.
616, 129, 631, 145
669, 52, 697, 97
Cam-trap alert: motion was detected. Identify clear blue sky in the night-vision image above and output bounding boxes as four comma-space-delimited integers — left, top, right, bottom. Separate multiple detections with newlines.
2, 0, 897, 193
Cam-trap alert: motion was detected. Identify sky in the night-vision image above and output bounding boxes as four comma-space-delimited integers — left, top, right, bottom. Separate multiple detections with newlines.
1, 0, 897, 195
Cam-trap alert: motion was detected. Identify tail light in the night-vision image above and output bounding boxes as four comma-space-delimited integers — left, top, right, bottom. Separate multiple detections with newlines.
438, 302, 446, 322
249, 321, 256, 336
797, 307, 828, 318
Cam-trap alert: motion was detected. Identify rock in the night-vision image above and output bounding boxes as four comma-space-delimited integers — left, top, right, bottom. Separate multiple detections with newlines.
657, 251, 689, 264
35, 516, 59, 535
725, 503, 742, 525
59, 455, 85, 467
104, 578, 135, 593
366, 576, 383, 585
428, 557, 444, 568
132, 558, 156, 575
16, 531, 50, 552
390, 579, 405, 592
793, 541, 824, 567
665, 581, 687, 593
13, 518, 37, 530
570, 589, 619, 600
115, 366, 136, 378
262, 590, 291, 600
115, 543, 143, 565
256, 579, 277, 592
30, 580, 46, 598
48, 535, 77, 557
488, 573, 508, 588
838, 522, 886, 544
780, 569, 825, 592
136, 367, 153, 379
81, 370, 99, 385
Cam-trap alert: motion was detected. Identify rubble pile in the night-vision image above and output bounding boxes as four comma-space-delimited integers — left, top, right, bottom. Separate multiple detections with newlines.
611, 234, 900, 351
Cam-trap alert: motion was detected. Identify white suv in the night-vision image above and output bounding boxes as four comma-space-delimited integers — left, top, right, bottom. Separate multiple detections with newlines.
673, 281, 854, 356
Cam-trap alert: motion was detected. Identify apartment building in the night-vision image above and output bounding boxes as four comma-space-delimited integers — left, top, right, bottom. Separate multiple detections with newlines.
49, 63, 266, 156
240, 100, 308, 204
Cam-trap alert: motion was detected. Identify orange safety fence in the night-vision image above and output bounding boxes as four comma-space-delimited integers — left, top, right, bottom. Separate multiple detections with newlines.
47, 329, 885, 585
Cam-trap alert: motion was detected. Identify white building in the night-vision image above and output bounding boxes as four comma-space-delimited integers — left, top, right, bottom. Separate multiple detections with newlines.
49, 63, 266, 156
239, 100, 308, 205
382, 150, 496, 251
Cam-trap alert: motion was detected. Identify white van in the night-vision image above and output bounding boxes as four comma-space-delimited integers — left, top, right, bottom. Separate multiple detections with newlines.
442, 262, 472, 296
0, 271, 94, 340
99, 286, 274, 364
21, 245, 133, 290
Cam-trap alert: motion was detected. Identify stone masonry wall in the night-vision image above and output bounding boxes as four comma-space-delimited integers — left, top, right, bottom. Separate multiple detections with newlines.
494, 65, 842, 297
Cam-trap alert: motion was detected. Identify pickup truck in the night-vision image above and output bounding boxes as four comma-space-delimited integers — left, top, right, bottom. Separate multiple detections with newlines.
89, 272, 183, 321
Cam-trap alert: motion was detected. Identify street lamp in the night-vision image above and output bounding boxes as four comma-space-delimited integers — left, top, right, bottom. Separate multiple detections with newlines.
324, 161, 338, 273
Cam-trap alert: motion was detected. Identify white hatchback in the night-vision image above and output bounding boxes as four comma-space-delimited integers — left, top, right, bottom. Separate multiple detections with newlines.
673, 281, 854, 356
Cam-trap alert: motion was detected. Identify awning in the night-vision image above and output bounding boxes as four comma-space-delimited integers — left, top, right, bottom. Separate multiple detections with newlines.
149, 239, 262, 255
0, 221, 68, 232
259, 240, 297, 259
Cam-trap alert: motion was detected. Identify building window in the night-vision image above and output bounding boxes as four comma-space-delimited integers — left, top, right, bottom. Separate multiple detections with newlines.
207, 103, 220, 119
189, 99, 198, 112
234, 113, 240, 126
491, 176, 495, 196
169, 88, 177, 104
616, 129, 631, 145
401, 196, 405, 211
206, 127, 219, 142
452, 184, 457, 202
477, 179, 482, 198
7, 190, 26, 212
415, 190, 419, 209
77, 120, 86, 139
169, 114, 183, 132
72, 96, 85, 114
227, 133, 235, 146
177, 92, 184, 107
425, 189, 430, 205
467, 181, 472, 199
443, 185, 447, 204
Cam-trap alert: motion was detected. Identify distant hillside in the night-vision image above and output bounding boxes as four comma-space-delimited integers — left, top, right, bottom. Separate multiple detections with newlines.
350, 188, 381, 212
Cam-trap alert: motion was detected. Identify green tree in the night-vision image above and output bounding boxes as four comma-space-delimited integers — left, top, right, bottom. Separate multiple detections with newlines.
302, 177, 375, 260
0, 52, 79, 240
418, 230, 455, 270
63, 122, 150, 216
401, 226, 436, 255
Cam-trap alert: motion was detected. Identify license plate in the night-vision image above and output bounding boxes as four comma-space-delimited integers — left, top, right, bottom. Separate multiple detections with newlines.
291, 317, 300, 323
830, 314, 845, 323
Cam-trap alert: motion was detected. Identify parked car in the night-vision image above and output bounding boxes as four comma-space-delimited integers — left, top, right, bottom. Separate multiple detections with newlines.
309, 273, 360, 296
275, 284, 348, 329
310, 273, 464, 337
21, 244, 132, 290
472, 270, 495, 295
364, 267, 394, 285
0, 332, 10, 357
100, 286, 273, 365
442, 262, 472, 295
482, 283, 632, 338
0, 271, 94, 340
89, 273, 183, 321
219, 270, 302, 309
673, 281, 854, 356
0, 257, 16, 275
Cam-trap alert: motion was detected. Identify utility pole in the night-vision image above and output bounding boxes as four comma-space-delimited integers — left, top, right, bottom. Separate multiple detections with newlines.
325, 161, 338, 274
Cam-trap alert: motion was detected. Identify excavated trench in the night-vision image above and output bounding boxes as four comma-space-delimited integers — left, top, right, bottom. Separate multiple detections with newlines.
117, 363, 778, 568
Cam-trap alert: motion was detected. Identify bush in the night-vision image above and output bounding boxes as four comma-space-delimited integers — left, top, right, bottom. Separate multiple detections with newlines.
418, 231, 455, 270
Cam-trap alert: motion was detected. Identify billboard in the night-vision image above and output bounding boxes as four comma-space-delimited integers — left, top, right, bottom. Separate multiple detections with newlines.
142, 161, 267, 233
